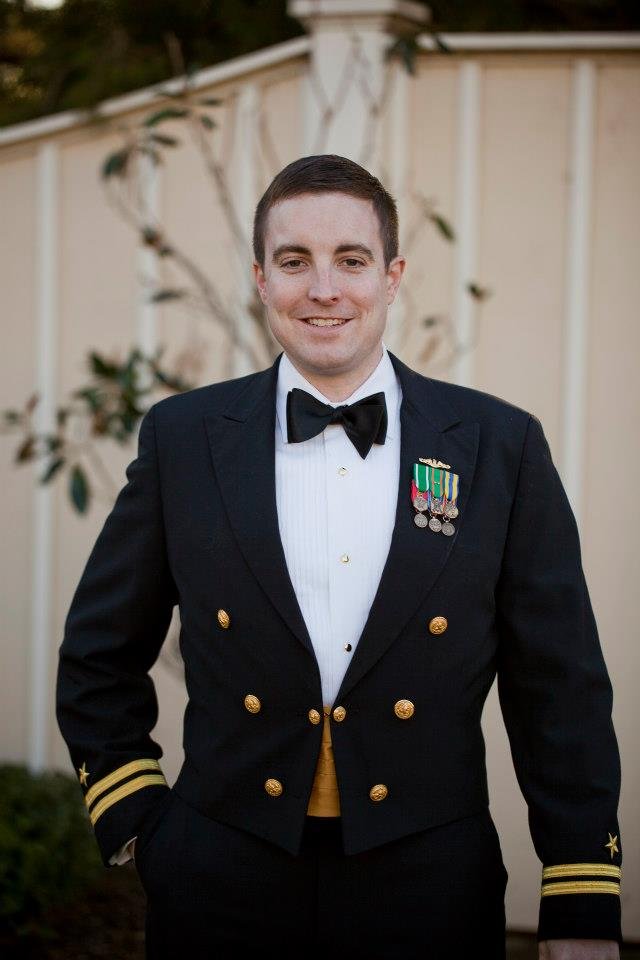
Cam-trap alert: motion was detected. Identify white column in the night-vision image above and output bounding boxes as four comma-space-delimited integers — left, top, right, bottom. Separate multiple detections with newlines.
137, 152, 161, 361
289, 0, 429, 165
29, 140, 58, 772
231, 82, 260, 377
385, 57, 410, 351
561, 59, 595, 524
452, 60, 481, 388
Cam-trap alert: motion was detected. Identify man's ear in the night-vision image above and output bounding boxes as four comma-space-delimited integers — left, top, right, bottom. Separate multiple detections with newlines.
253, 261, 267, 303
386, 255, 406, 304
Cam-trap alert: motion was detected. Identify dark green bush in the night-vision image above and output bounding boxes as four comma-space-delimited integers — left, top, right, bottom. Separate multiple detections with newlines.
0, 764, 101, 936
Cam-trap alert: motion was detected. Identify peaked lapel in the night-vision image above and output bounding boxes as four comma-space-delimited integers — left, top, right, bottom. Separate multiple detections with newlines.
203, 355, 321, 686
204, 349, 479, 706
333, 352, 480, 705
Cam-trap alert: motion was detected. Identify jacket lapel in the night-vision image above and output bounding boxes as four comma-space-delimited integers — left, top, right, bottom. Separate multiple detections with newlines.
203, 355, 320, 678
333, 352, 480, 705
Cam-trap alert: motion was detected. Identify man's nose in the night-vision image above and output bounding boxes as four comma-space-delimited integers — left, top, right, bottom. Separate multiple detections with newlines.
306, 271, 341, 301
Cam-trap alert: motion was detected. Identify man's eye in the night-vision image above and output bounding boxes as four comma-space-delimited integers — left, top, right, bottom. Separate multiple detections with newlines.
343, 259, 365, 268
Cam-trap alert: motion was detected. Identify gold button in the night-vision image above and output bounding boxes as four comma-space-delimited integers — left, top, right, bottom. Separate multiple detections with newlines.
340, 554, 350, 563
394, 699, 415, 720
338, 466, 348, 476
429, 616, 448, 635
308, 709, 321, 725
217, 609, 230, 629
264, 778, 283, 797
369, 783, 388, 802
244, 694, 261, 713
332, 705, 346, 722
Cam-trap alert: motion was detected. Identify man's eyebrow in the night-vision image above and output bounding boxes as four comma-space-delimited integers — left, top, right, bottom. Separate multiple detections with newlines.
271, 243, 375, 263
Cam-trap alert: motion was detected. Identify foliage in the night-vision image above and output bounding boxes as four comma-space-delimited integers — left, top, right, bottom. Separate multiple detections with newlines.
0, 0, 305, 128
0, 764, 101, 937
1, 346, 193, 514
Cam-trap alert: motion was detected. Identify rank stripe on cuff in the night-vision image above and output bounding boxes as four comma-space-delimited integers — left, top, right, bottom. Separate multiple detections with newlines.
84, 758, 162, 808
541, 880, 621, 897
89, 773, 168, 826
542, 864, 622, 880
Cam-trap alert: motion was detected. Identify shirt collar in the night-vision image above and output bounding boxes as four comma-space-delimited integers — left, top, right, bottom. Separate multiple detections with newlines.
276, 341, 401, 443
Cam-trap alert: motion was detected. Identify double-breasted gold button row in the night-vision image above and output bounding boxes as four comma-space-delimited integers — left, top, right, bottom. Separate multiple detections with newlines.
265, 777, 388, 804
221, 609, 447, 636
246, 697, 415, 721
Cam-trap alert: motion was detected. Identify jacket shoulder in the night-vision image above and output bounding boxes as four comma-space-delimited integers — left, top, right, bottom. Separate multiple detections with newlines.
148, 367, 269, 425
419, 371, 534, 432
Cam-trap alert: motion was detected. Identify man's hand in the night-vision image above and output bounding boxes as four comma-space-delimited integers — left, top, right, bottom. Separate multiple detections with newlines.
539, 940, 620, 960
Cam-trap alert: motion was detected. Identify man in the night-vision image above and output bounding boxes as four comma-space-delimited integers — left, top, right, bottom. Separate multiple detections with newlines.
56, 154, 622, 958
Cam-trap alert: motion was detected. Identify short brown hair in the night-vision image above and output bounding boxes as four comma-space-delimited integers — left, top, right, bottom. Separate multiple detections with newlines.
252, 154, 399, 271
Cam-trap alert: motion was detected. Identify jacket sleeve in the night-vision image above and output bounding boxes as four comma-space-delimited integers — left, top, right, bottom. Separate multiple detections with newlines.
495, 414, 622, 944
56, 403, 177, 866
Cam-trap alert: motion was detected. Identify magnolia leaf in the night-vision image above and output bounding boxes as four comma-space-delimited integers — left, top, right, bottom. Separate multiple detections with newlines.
40, 456, 66, 484
149, 133, 180, 147
89, 352, 119, 378
430, 213, 455, 242
69, 464, 89, 514
102, 148, 130, 179
149, 289, 186, 303
198, 97, 223, 107
467, 281, 492, 302
143, 108, 189, 127
199, 114, 216, 130
15, 435, 35, 463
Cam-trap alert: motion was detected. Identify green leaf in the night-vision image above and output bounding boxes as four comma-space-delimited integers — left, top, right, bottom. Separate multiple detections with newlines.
149, 133, 180, 147
199, 114, 216, 130
15, 436, 35, 463
143, 107, 189, 127
430, 213, 455, 242
467, 281, 491, 302
69, 464, 89, 514
198, 97, 223, 107
101, 148, 130, 179
3, 410, 22, 425
89, 352, 119, 379
39, 457, 66, 484
149, 288, 186, 303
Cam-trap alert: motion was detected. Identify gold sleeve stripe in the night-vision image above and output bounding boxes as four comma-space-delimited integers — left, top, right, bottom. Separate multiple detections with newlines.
542, 864, 621, 880
84, 759, 162, 808
89, 774, 167, 826
541, 881, 621, 898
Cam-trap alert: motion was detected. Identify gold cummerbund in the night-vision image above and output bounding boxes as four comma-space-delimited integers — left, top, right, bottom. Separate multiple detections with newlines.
306, 706, 341, 817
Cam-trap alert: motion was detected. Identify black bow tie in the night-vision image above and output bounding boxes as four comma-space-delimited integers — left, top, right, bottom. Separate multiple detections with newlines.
286, 387, 387, 459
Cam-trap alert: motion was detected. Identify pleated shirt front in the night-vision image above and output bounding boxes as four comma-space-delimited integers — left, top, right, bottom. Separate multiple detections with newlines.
274, 343, 402, 707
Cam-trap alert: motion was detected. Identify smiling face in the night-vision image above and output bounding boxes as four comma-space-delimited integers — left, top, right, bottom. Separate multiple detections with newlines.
253, 191, 405, 396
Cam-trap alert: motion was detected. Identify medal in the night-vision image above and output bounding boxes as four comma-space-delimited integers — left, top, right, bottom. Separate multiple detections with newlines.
411, 458, 461, 535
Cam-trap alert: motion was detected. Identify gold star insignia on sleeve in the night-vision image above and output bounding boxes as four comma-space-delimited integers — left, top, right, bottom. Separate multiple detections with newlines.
78, 762, 89, 787
605, 833, 619, 859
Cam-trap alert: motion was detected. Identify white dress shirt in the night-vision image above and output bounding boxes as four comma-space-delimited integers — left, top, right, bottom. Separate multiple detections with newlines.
275, 342, 402, 707
111, 340, 402, 864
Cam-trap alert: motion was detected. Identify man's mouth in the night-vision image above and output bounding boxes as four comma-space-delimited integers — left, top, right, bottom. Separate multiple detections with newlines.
298, 317, 352, 327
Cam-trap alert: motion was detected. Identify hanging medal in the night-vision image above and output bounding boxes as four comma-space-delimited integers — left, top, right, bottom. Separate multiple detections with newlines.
412, 458, 460, 535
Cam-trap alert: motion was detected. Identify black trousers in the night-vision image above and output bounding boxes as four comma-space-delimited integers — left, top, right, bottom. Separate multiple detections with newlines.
135, 791, 508, 959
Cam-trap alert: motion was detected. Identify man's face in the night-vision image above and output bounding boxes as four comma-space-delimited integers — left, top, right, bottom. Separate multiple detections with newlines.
253, 191, 405, 381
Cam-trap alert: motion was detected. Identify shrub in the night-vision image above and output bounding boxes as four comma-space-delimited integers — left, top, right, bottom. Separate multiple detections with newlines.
0, 764, 101, 936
